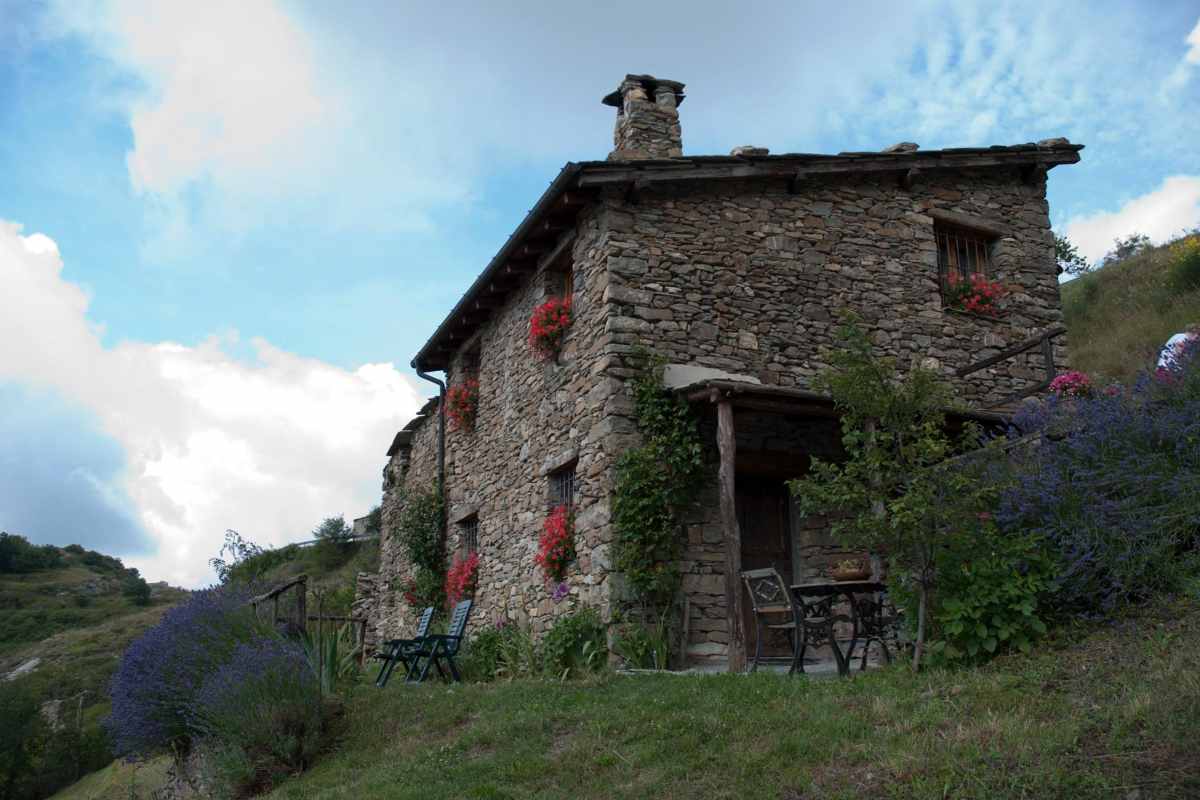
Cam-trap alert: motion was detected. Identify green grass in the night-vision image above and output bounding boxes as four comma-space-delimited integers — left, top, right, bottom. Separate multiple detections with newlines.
1062, 233, 1200, 381
47, 756, 172, 800
263, 596, 1200, 800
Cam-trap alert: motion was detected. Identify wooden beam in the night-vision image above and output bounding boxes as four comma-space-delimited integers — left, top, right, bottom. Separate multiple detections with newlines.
717, 400, 746, 673
900, 167, 921, 190
955, 325, 1067, 377
787, 170, 808, 195
537, 230, 577, 271
926, 208, 1008, 238
624, 177, 648, 205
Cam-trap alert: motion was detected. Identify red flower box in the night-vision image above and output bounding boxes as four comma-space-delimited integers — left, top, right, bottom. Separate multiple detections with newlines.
447, 378, 479, 432
943, 272, 1008, 318
529, 296, 573, 361
535, 504, 575, 582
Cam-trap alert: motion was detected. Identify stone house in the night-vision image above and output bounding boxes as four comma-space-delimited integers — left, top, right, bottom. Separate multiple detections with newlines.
356, 73, 1083, 669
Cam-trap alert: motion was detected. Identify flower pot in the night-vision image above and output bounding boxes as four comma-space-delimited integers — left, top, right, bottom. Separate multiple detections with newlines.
831, 567, 871, 582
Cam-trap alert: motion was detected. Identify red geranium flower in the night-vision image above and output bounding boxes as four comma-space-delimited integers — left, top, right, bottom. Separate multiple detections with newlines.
529, 296, 573, 361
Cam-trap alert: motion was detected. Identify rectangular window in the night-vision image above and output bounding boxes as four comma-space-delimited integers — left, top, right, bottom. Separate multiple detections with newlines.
459, 515, 479, 554
936, 225, 993, 284
548, 462, 577, 510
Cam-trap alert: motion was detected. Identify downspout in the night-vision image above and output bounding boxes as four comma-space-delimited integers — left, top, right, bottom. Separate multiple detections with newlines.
415, 365, 447, 531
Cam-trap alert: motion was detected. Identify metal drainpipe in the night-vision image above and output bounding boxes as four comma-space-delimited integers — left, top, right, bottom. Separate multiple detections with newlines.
415, 366, 447, 529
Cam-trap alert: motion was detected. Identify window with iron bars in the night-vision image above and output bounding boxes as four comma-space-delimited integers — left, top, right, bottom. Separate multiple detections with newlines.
936, 224, 994, 300
548, 463, 577, 510
460, 516, 479, 554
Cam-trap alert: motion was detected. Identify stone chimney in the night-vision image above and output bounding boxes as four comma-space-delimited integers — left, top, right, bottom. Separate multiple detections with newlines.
602, 74, 685, 160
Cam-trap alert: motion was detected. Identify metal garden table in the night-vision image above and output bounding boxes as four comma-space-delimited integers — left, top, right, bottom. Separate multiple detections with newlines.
791, 580, 888, 674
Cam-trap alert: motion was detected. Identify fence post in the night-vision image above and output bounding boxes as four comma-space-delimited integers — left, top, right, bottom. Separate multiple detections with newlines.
297, 576, 308, 635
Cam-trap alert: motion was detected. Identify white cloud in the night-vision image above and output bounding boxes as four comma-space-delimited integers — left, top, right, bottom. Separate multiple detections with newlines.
0, 219, 425, 587
1063, 176, 1200, 262
1163, 17, 1200, 93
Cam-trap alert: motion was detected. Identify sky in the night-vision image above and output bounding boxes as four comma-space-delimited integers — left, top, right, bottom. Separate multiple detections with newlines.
1, 0, 1199, 587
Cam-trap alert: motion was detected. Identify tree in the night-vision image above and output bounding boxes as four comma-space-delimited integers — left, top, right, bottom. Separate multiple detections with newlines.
121, 568, 152, 606
208, 530, 265, 584
1106, 232, 1151, 263
1054, 232, 1089, 276
788, 315, 995, 670
312, 516, 353, 570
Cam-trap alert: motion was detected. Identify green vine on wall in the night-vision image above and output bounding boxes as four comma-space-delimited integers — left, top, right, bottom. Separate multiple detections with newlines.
612, 350, 705, 609
393, 483, 446, 609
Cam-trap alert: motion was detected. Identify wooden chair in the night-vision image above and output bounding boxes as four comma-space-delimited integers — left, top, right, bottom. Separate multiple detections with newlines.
374, 605, 435, 688
409, 599, 473, 683
740, 568, 848, 676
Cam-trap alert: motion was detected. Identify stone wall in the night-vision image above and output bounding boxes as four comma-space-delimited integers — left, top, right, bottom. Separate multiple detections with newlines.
361, 162, 1069, 663
599, 168, 1066, 406
365, 204, 640, 641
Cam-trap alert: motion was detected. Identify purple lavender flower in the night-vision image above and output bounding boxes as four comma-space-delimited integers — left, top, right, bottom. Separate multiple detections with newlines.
552, 582, 570, 602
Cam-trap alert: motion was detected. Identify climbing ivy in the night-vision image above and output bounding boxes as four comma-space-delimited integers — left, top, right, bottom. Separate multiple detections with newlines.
393, 483, 445, 609
612, 351, 705, 608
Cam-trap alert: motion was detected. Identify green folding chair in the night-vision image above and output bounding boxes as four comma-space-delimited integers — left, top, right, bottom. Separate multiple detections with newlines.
374, 606, 434, 688
409, 599, 473, 683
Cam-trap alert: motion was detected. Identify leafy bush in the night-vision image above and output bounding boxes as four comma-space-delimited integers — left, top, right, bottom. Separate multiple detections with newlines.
541, 608, 605, 678
611, 610, 672, 670
312, 516, 354, 571
188, 638, 324, 797
915, 526, 1054, 664
107, 586, 269, 757
1002, 352, 1200, 618
460, 620, 538, 682
121, 568, 152, 606
0, 533, 62, 574
1168, 234, 1200, 292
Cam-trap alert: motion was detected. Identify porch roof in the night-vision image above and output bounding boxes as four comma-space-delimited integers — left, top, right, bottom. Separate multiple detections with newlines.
677, 378, 1013, 428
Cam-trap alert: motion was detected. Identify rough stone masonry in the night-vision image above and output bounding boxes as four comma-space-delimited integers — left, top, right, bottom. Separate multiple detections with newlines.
358, 72, 1082, 667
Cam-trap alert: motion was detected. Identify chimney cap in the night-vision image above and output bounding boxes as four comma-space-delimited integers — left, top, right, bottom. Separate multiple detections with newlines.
602, 74, 686, 108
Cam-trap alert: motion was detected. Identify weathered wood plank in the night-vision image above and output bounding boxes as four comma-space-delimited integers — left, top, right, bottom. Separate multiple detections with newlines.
955, 325, 1067, 377
717, 399, 746, 673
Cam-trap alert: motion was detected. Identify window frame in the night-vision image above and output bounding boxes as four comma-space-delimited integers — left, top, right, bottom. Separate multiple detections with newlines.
547, 461, 578, 511
459, 515, 479, 555
935, 223, 995, 305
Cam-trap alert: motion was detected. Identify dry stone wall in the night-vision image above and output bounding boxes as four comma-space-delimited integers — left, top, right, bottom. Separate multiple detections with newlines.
600, 169, 1066, 405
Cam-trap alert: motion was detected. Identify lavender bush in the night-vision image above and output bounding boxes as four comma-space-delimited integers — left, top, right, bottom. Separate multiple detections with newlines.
107, 586, 267, 757
189, 638, 323, 796
1000, 343, 1200, 617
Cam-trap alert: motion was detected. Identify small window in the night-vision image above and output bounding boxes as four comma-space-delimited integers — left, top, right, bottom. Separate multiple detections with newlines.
543, 238, 575, 301
461, 343, 481, 380
936, 224, 993, 290
548, 462, 577, 510
459, 515, 479, 554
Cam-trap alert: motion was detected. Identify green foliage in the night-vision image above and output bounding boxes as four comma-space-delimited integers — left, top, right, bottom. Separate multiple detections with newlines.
789, 314, 1016, 668
120, 569, 151, 606
313, 516, 354, 571
1055, 232, 1089, 276
612, 351, 705, 608
611, 609, 672, 670
302, 622, 362, 695
541, 608, 606, 679
1106, 231, 1151, 263
0, 533, 63, 574
394, 484, 446, 609
894, 526, 1055, 665
0, 680, 44, 800
461, 609, 606, 682
1062, 230, 1200, 382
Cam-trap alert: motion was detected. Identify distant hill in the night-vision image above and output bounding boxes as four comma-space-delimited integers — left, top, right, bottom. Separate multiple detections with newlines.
0, 534, 187, 800
1062, 232, 1200, 380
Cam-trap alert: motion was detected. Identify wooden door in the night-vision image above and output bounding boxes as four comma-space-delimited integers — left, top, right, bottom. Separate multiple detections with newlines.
736, 476, 793, 657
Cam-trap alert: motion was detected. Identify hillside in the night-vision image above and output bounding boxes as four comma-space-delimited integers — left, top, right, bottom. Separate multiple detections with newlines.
1061, 232, 1200, 380
0, 534, 187, 799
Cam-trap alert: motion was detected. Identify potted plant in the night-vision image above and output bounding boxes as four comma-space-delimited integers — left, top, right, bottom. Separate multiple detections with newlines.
943, 272, 1008, 318
830, 558, 871, 582
446, 378, 480, 432
529, 296, 573, 361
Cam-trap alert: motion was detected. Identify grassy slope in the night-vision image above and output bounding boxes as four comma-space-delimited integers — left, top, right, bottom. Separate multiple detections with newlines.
1061, 235, 1200, 381
262, 596, 1200, 800
45, 758, 172, 800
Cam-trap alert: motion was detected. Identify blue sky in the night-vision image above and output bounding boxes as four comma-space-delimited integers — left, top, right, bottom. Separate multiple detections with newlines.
1, 0, 1198, 586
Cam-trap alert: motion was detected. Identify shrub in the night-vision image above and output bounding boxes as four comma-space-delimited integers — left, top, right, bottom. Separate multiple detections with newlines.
394, 485, 445, 609
121, 569, 152, 606
541, 608, 606, 678
1002, 361, 1200, 618
188, 637, 323, 797
460, 620, 538, 682
0, 533, 62, 574
1048, 370, 1093, 398
312, 516, 354, 571
107, 586, 268, 757
611, 609, 672, 670
1168, 234, 1200, 292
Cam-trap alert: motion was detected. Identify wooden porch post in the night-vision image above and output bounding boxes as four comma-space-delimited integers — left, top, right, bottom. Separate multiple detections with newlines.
717, 398, 746, 673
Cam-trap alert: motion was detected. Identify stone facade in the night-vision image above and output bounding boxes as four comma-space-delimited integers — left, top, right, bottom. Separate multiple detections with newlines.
358, 73, 1080, 666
